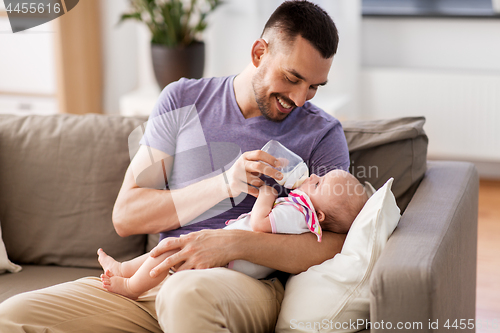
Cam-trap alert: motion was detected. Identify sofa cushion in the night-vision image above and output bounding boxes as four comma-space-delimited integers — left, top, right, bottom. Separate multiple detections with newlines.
0, 114, 147, 268
342, 117, 428, 211
0, 265, 101, 303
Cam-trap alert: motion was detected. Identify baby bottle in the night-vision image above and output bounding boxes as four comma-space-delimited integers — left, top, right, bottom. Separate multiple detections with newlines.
261, 140, 309, 189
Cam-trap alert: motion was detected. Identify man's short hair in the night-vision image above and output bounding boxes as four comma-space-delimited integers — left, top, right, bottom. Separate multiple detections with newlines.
261, 0, 339, 58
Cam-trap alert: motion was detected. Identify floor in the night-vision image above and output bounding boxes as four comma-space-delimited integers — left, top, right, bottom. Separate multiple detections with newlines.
476, 180, 500, 333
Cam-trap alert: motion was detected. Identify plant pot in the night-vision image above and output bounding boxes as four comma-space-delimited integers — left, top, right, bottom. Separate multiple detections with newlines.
151, 42, 205, 89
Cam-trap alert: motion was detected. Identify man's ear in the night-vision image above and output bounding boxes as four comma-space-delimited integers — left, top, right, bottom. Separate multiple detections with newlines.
251, 38, 268, 68
317, 210, 325, 223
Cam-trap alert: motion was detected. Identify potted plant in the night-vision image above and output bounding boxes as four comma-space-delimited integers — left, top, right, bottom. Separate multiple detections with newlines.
121, 0, 222, 88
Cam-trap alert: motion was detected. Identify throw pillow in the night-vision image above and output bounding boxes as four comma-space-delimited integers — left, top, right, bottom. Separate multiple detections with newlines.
275, 178, 400, 333
364, 181, 376, 198
0, 223, 21, 274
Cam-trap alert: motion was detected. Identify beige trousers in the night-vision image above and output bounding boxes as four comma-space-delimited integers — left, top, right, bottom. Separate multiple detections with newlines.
0, 267, 284, 333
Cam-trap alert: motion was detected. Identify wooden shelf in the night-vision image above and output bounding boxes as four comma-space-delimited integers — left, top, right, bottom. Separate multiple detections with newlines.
0, 11, 57, 19
0, 91, 56, 98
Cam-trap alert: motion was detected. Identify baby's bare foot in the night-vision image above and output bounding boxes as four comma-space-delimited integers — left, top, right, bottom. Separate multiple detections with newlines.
100, 270, 114, 289
97, 248, 123, 277
101, 270, 142, 300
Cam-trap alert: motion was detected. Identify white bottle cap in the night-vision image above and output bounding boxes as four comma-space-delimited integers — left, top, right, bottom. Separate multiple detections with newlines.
283, 162, 308, 189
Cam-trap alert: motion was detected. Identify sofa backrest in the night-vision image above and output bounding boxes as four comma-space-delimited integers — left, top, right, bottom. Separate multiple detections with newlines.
0, 114, 147, 268
342, 117, 428, 211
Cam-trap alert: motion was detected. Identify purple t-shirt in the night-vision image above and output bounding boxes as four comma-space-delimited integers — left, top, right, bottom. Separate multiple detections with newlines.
140, 75, 350, 241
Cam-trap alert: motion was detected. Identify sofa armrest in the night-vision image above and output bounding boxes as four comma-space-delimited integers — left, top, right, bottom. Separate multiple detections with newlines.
369, 161, 478, 332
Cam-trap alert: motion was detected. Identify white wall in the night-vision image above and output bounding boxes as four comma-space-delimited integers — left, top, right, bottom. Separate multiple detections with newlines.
360, 17, 500, 170
0, 16, 59, 115
0, 20, 56, 95
99, 0, 138, 114
362, 18, 500, 71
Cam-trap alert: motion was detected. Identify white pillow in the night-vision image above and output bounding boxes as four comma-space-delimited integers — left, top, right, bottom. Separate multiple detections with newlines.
0, 223, 22, 274
364, 181, 377, 198
276, 178, 400, 333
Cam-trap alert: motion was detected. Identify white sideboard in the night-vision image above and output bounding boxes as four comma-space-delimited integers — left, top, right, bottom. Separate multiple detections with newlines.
0, 14, 58, 115
0, 1, 102, 116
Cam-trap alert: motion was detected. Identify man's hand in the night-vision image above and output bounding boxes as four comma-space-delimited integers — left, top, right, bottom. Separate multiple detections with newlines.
148, 229, 244, 277
148, 228, 345, 277
223, 150, 283, 198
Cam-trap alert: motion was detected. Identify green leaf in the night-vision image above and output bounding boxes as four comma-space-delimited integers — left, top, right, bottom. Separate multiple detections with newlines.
120, 0, 223, 47
118, 12, 142, 24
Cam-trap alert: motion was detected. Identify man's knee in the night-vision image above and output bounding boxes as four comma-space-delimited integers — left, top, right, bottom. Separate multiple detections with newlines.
0, 293, 43, 331
157, 269, 219, 311
156, 268, 282, 333
156, 269, 229, 331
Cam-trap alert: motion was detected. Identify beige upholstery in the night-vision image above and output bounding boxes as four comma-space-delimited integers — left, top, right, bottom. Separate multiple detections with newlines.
370, 161, 478, 330
0, 265, 101, 302
0, 114, 147, 268
343, 117, 428, 211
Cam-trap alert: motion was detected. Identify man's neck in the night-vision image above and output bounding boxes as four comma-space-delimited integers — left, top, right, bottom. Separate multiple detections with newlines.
233, 64, 261, 119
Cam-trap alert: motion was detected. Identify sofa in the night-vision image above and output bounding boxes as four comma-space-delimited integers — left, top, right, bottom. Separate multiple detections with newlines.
0, 113, 478, 332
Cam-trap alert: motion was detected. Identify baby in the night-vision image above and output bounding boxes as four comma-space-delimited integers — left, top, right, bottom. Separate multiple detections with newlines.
97, 169, 368, 300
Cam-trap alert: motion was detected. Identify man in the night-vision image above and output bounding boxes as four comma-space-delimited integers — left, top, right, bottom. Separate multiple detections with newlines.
0, 1, 350, 332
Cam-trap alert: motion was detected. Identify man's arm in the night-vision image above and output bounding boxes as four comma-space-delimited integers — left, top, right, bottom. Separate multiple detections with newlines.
112, 145, 227, 236
236, 231, 345, 274
112, 146, 283, 236
149, 228, 345, 276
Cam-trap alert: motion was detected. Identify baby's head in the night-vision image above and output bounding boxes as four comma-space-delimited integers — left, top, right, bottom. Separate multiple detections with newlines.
297, 169, 368, 233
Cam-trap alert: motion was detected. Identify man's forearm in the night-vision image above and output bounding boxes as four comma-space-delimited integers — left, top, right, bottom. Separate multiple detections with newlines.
113, 173, 230, 236
233, 230, 345, 274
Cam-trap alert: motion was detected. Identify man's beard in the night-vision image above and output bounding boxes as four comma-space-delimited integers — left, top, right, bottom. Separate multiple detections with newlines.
251, 70, 292, 123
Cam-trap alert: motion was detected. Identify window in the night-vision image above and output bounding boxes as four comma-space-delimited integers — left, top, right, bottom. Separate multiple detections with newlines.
362, 0, 500, 18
